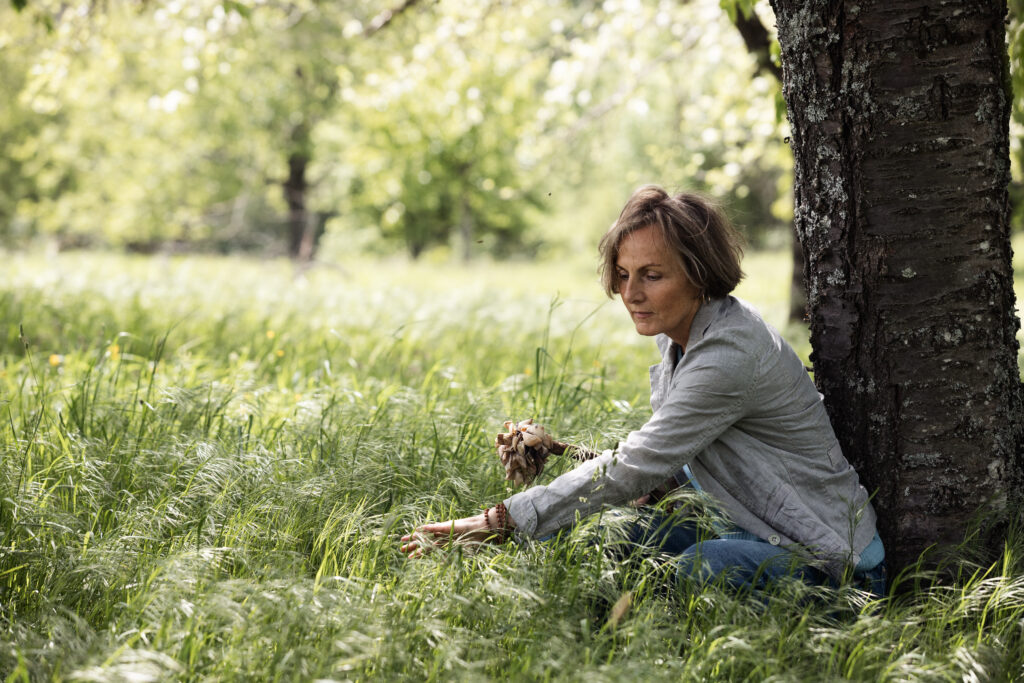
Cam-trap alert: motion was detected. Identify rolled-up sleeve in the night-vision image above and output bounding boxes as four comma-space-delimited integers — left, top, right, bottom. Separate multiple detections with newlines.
504, 335, 758, 539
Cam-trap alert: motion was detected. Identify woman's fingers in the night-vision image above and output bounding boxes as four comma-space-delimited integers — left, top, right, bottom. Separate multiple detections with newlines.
398, 525, 460, 558
401, 542, 426, 558
399, 514, 492, 559
399, 529, 438, 558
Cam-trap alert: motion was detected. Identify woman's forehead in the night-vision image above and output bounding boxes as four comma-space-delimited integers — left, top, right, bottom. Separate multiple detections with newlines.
617, 226, 669, 261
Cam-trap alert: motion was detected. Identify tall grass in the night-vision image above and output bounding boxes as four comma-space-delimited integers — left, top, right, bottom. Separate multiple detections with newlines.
0, 248, 1022, 681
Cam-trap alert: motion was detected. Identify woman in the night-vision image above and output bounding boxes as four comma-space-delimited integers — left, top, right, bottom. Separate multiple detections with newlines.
400, 185, 885, 595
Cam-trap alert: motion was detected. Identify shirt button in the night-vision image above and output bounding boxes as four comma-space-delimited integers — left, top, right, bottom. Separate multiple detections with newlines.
768, 534, 781, 545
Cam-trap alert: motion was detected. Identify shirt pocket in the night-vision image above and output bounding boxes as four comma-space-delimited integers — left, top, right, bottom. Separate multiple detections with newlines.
826, 441, 844, 468
762, 481, 818, 543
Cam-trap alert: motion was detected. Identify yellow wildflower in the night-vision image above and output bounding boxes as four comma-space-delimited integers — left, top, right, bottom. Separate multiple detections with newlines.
49, 354, 63, 367
108, 344, 120, 361
275, 349, 285, 358
266, 330, 276, 339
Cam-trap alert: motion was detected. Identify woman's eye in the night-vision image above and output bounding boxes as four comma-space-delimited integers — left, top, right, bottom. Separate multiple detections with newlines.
645, 273, 661, 281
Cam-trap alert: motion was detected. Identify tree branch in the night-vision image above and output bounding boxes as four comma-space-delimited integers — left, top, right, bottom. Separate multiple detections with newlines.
364, 0, 424, 37
731, 9, 781, 81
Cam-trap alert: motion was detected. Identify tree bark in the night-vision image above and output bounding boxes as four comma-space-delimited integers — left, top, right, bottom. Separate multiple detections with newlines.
769, 0, 1024, 572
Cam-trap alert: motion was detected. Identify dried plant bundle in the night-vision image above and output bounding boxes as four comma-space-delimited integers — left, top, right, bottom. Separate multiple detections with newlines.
495, 419, 598, 486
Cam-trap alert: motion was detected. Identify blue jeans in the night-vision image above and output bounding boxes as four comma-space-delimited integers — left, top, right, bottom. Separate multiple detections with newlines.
621, 509, 887, 597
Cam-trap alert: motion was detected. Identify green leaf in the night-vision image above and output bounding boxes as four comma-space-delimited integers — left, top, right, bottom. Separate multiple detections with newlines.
720, 0, 738, 24
223, 1, 251, 19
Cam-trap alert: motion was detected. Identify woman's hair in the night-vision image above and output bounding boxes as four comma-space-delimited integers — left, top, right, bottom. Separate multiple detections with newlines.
598, 185, 745, 299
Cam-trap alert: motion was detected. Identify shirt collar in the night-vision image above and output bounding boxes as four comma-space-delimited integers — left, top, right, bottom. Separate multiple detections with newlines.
685, 296, 726, 349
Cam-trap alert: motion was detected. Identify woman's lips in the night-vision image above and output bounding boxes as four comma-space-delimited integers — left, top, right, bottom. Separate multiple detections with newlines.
632, 311, 653, 319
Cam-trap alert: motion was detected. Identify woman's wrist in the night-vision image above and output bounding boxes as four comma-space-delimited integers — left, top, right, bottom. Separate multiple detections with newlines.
482, 502, 515, 541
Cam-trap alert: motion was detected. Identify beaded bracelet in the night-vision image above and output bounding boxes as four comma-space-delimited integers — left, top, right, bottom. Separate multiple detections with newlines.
482, 503, 511, 542
495, 502, 507, 534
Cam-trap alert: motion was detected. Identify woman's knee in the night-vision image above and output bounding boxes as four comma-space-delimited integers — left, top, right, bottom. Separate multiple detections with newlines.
594, 509, 705, 567
674, 540, 819, 591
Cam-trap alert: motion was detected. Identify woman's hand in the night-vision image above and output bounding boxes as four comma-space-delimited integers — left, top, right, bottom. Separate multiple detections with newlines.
400, 508, 515, 558
631, 475, 679, 507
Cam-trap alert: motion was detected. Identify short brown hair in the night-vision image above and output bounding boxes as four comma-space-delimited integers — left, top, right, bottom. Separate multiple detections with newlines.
598, 185, 744, 299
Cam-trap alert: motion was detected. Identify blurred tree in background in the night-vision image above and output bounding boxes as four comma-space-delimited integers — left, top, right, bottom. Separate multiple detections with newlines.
0, 0, 831, 260
330, 2, 573, 259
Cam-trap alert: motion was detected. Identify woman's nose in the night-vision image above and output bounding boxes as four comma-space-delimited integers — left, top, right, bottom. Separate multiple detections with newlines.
624, 279, 643, 302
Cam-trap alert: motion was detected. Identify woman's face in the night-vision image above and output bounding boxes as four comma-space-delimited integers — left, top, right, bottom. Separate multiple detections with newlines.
615, 225, 702, 347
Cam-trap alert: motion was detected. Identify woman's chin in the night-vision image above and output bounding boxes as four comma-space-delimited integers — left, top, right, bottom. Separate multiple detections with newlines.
633, 323, 659, 337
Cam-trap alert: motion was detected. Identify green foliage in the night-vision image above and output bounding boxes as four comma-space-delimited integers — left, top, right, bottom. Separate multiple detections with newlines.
1, 1, 374, 250
515, 0, 793, 250
331, 3, 565, 258
719, 0, 758, 23
0, 0, 793, 258
0, 249, 1022, 679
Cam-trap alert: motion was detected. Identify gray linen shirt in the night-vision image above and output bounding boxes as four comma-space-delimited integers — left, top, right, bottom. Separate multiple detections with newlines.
504, 296, 878, 579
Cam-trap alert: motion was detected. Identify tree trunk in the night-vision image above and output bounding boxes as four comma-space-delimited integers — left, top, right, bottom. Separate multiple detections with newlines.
459, 195, 473, 262
284, 151, 309, 260
297, 209, 318, 262
769, 0, 1024, 572
789, 223, 807, 322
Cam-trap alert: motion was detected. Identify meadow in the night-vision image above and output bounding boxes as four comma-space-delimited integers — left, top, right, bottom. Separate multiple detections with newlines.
1, 244, 1023, 681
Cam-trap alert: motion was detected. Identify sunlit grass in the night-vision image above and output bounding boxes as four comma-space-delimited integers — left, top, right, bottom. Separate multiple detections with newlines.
0, 246, 1022, 681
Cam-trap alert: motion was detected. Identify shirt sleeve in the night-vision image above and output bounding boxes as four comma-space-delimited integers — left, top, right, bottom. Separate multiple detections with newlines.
504, 334, 758, 538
